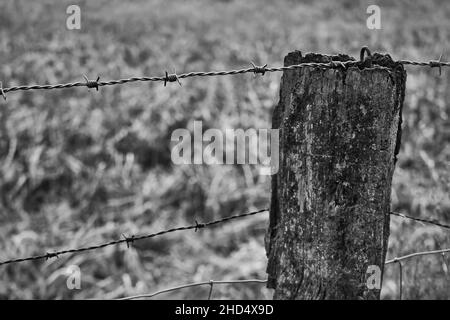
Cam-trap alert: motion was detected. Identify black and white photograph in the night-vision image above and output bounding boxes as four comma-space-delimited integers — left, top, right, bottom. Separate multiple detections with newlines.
0, 0, 449, 311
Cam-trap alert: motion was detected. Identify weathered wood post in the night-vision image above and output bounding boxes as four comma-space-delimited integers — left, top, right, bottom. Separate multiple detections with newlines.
265, 49, 406, 299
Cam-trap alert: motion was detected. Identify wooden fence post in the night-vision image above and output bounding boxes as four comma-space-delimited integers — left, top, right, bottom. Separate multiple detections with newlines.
265, 50, 406, 299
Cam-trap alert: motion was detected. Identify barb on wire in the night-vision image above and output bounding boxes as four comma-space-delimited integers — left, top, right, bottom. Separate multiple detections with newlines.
121, 234, 135, 249
390, 211, 450, 230
0, 208, 268, 267
398, 53, 448, 76
45, 252, 59, 260
0, 208, 447, 266
0, 81, 6, 100
83, 75, 100, 91
250, 62, 267, 76
116, 279, 268, 300
164, 71, 181, 87
1, 49, 449, 97
194, 220, 205, 232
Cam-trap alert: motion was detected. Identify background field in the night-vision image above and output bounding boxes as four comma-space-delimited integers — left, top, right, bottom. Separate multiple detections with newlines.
0, 0, 449, 299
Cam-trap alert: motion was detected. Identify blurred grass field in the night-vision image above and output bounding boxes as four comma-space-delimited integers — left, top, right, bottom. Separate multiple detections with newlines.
0, 0, 449, 299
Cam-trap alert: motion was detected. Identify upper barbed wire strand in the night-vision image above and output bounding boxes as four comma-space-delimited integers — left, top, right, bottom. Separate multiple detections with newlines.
1, 58, 448, 95
398, 60, 450, 67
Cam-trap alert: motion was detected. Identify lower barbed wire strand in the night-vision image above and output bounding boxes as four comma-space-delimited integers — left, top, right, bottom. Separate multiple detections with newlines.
0, 209, 448, 266
116, 279, 268, 300
385, 248, 450, 264
116, 248, 450, 300
0, 208, 268, 266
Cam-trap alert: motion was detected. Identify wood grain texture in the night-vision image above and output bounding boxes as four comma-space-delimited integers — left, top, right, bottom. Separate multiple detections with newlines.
265, 51, 406, 300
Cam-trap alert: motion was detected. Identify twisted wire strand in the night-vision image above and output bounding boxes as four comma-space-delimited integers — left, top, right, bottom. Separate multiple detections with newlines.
116, 279, 268, 300
0, 208, 448, 267
398, 60, 450, 67
117, 248, 450, 300
390, 211, 450, 230
0, 208, 268, 266
2, 58, 448, 96
385, 248, 450, 264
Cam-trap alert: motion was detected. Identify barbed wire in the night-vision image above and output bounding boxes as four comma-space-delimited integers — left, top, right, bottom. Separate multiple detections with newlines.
390, 211, 450, 230
0, 45, 448, 300
0, 48, 448, 100
0, 203, 447, 300
0, 208, 447, 267
0, 62, 384, 98
399, 52, 448, 75
116, 247, 449, 300
116, 279, 268, 300
385, 247, 450, 300
385, 248, 450, 264
0, 208, 268, 267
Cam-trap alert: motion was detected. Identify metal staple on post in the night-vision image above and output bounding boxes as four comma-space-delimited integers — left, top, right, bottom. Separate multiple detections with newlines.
360, 46, 373, 67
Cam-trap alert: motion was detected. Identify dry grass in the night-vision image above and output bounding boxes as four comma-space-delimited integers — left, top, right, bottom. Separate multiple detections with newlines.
0, 0, 448, 299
